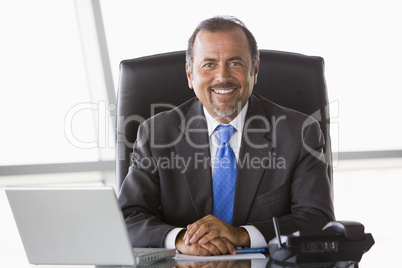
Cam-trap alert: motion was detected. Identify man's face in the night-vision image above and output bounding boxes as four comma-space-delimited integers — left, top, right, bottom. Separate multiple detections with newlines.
186, 28, 259, 123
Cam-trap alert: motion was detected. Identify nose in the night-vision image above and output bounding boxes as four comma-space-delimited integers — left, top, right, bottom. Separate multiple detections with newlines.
215, 64, 230, 82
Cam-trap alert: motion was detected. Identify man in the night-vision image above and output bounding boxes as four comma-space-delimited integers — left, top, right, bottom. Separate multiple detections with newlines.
118, 16, 334, 256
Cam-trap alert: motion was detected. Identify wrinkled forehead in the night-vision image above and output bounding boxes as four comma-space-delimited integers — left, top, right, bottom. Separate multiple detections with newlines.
192, 29, 252, 63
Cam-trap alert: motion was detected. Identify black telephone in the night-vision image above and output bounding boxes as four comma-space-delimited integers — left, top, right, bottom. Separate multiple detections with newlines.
268, 218, 375, 264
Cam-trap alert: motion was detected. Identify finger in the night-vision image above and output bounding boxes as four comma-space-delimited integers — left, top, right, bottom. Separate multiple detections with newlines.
222, 238, 237, 255
208, 238, 229, 255
183, 230, 188, 243
195, 246, 213, 256
183, 225, 198, 245
185, 221, 210, 244
189, 223, 214, 244
184, 227, 197, 245
197, 228, 220, 245
185, 215, 224, 245
177, 240, 212, 256
184, 220, 204, 244
211, 237, 237, 255
200, 223, 246, 248
197, 220, 233, 245
200, 241, 221, 256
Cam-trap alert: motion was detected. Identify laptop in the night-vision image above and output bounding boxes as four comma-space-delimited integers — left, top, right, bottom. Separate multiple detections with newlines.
5, 186, 176, 266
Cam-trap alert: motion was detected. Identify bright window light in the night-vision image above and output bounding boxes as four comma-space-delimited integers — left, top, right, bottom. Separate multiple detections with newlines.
100, 0, 402, 153
0, 0, 99, 165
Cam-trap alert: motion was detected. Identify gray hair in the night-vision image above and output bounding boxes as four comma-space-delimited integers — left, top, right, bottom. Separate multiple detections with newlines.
186, 16, 259, 73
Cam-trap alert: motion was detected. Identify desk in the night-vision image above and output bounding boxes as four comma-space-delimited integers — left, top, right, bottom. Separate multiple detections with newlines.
0, 187, 360, 268
22, 258, 358, 268
139, 258, 358, 268
0, 187, 375, 268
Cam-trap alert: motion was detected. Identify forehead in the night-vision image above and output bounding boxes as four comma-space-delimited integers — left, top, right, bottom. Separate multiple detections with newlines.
192, 29, 251, 61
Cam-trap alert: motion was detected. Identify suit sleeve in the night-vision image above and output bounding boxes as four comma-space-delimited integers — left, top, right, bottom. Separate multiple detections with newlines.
118, 122, 175, 248
253, 119, 335, 242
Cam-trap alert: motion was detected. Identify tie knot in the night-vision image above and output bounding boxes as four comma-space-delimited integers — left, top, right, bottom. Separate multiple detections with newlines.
216, 125, 236, 145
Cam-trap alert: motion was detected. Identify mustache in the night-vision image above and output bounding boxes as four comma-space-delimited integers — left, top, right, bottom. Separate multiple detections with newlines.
210, 82, 240, 89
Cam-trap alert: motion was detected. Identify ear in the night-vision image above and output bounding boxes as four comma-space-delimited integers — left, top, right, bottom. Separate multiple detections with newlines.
253, 60, 260, 85
186, 64, 194, 89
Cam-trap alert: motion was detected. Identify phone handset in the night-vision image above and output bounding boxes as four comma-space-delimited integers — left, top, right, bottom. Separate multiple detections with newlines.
322, 221, 365, 240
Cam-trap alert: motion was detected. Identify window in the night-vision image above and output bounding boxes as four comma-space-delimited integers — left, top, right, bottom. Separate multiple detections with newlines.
0, 0, 99, 165
100, 0, 402, 154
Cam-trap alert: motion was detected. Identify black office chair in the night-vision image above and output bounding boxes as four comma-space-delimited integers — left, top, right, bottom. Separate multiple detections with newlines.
116, 50, 332, 189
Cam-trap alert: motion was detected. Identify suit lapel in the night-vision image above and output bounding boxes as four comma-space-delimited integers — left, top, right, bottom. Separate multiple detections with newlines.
174, 96, 275, 223
233, 95, 275, 226
176, 100, 213, 218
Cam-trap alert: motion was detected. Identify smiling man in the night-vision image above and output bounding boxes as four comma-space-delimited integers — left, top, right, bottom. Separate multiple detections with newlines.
119, 16, 334, 256
186, 26, 258, 124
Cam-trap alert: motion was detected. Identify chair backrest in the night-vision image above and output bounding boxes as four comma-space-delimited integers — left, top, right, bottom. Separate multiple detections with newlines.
116, 50, 332, 189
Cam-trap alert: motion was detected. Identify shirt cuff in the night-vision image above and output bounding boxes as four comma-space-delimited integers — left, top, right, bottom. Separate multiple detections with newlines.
241, 225, 268, 248
164, 227, 185, 249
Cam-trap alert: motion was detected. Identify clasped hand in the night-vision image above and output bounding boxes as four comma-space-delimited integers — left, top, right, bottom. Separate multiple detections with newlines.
175, 215, 250, 256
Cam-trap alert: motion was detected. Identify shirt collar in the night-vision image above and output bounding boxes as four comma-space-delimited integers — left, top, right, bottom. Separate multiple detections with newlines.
203, 101, 249, 136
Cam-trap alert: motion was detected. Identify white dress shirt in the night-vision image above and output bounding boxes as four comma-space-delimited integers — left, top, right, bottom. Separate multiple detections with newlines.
164, 102, 268, 249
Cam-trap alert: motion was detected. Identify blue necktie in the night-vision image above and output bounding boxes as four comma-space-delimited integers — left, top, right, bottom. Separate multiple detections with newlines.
212, 124, 237, 224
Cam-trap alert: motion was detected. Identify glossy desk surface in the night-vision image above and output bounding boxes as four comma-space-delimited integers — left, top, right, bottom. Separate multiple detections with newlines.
17, 257, 359, 268
0, 187, 366, 268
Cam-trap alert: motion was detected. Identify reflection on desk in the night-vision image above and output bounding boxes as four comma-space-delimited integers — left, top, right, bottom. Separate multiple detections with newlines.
175, 253, 266, 261
94, 257, 358, 268
267, 259, 358, 268
176, 259, 252, 268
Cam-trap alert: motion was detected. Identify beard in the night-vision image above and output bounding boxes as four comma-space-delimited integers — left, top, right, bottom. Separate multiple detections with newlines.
209, 95, 242, 119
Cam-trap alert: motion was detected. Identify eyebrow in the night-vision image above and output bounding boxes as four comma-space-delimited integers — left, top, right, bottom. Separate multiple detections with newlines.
227, 56, 245, 62
201, 56, 245, 63
202, 58, 218, 62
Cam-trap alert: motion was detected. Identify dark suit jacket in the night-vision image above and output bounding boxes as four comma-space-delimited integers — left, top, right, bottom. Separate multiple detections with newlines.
118, 93, 335, 247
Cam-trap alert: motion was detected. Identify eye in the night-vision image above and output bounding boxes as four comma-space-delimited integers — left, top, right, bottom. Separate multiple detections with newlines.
203, 63, 215, 68
229, 61, 242, 68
